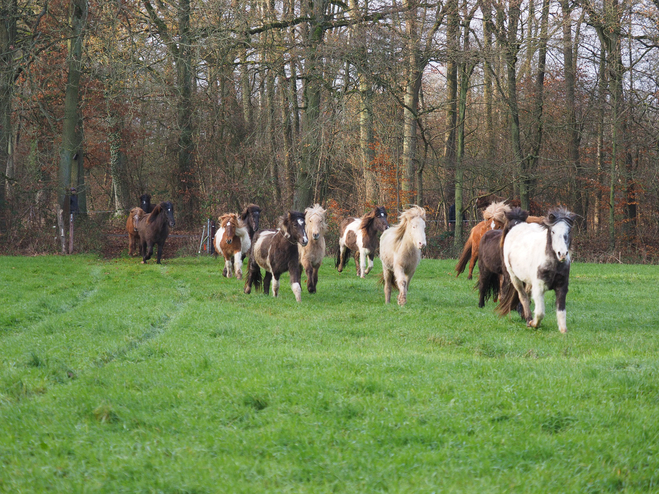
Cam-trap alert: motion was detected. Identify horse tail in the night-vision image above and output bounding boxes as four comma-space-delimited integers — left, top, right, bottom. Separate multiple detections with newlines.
249, 256, 262, 291
455, 238, 472, 276
477, 271, 500, 305
378, 271, 399, 291
496, 281, 519, 317
335, 247, 341, 268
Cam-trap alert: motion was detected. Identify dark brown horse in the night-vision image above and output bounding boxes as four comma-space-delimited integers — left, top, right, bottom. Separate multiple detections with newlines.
126, 207, 146, 256
140, 194, 155, 213
455, 201, 510, 280
240, 204, 261, 242
336, 206, 389, 278
244, 211, 308, 302
476, 208, 529, 308
136, 201, 175, 264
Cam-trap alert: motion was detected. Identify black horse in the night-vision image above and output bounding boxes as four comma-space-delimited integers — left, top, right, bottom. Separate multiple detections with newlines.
140, 194, 155, 213
137, 201, 175, 264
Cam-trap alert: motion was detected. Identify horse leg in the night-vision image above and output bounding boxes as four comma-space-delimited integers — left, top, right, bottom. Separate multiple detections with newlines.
222, 257, 229, 277
312, 265, 319, 291
383, 269, 394, 304
467, 253, 477, 280
305, 262, 315, 294
128, 234, 134, 256
156, 242, 164, 264
234, 251, 243, 280
555, 284, 569, 333
365, 252, 375, 275
263, 272, 272, 296
510, 276, 531, 323
337, 245, 347, 272
271, 274, 280, 298
142, 242, 153, 264
395, 268, 408, 306
528, 283, 546, 329
358, 249, 368, 278
288, 260, 302, 302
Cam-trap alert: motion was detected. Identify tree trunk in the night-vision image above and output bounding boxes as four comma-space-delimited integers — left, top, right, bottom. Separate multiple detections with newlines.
444, 0, 458, 200
594, 46, 607, 233
0, 0, 17, 227
58, 0, 87, 253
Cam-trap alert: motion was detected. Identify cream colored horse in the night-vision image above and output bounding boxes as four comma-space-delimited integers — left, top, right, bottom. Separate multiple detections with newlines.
380, 206, 427, 306
298, 204, 327, 293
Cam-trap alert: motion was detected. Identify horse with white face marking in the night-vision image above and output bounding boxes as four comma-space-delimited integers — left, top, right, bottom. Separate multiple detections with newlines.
497, 208, 576, 333
244, 211, 309, 302
380, 206, 427, 306
214, 213, 251, 279
298, 204, 327, 293
336, 206, 389, 278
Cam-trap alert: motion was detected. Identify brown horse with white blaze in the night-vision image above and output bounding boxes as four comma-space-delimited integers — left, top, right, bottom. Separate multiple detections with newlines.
455, 201, 510, 279
214, 213, 251, 279
336, 206, 389, 278
298, 204, 327, 293
244, 211, 309, 302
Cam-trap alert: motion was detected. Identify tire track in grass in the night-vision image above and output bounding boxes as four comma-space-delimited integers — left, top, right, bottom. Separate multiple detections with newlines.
92, 277, 190, 368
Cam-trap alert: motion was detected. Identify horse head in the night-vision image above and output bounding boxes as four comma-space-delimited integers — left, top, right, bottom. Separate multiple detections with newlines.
140, 194, 153, 213
545, 209, 575, 263
281, 211, 308, 247
241, 204, 261, 235
159, 201, 175, 228
406, 207, 427, 250
363, 206, 389, 234
304, 204, 327, 241
220, 213, 238, 244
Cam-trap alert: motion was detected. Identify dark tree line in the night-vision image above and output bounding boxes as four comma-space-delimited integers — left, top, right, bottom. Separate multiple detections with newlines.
1, 0, 659, 259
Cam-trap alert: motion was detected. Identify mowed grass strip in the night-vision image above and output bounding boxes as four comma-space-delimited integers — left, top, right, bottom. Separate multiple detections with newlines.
0, 255, 658, 493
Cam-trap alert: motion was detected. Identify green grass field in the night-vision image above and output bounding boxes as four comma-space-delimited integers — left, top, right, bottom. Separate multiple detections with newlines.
1, 255, 658, 493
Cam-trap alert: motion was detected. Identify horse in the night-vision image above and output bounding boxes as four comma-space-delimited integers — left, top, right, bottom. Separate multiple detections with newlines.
240, 204, 261, 242
455, 201, 510, 280
126, 207, 146, 256
298, 204, 327, 294
497, 208, 576, 333
244, 211, 309, 302
380, 206, 427, 306
214, 213, 251, 279
336, 206, 389, 278
140, 194, 155, 213
136, 201, 176, 264
476, 207, 529, 308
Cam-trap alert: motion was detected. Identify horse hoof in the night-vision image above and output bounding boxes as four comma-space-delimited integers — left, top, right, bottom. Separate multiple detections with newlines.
559, 327, 568, 334
141, 261, 146, 264
467, 274, 473, 280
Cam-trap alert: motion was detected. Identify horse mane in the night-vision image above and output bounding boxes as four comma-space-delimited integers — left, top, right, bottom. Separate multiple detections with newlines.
304, 204, 327, 231
482, 201, 511, 224
147, 203, 163, 224
543, 208, 575, 228
360, 206, 386, 234
500, 207, 529, 247
390, 206, 426, 249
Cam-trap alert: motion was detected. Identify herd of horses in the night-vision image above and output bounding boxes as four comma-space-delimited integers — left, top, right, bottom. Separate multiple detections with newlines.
125, 194, 576, 333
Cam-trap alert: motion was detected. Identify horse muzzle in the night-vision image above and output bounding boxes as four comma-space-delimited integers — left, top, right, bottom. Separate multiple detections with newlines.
313, 233, 320, 240
226, 238, 232, 244
300, 237, 309, 247
418, 241, 426, 249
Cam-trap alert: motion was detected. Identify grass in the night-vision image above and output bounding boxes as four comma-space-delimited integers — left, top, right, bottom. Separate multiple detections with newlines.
1, 254, 658, 493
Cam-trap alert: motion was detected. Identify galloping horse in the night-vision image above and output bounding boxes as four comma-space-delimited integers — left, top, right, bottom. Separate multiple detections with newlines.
497, 208, 576, 333
380, 206, 427, 306
214, 213, 251, 279
136, 201, 176, 264
455, 201, 510, 280
336, 206, 389, 278
298, 204, 327, 294
244, 211, 309, 302
240, 204, 261, 243
126, 207, 146, 256
476, 207, 529, 308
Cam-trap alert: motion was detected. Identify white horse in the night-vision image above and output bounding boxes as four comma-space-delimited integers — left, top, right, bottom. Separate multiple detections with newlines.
380, 206, 427, 306
498, 208, 575, 333
298, 204, 327, 294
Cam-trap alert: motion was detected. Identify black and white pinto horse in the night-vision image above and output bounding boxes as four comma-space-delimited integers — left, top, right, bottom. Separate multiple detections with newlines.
336, 206, 389, 278
244, 211, 309, 302
497, 208, 576, 333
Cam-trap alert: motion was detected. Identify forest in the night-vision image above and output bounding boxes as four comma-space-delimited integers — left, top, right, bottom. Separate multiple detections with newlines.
1, 0, 658, 260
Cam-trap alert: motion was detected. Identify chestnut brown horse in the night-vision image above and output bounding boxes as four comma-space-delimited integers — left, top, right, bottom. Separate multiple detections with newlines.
126, 207, 146, 256
136, 201, 175, 264
336, 206, 389, 278
214, 213, 251, 279
455, 201, 510, 279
